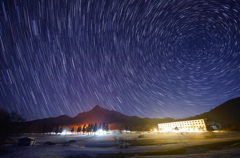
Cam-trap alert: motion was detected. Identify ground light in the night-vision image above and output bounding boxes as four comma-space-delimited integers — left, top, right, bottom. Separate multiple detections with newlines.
96, 129, 106, 135
60, 129, 72, 135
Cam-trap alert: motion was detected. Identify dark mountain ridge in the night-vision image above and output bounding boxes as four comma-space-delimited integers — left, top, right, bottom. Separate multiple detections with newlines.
26, 97, 240, 130
182, 97, 240, 127
26, 105, 174, 130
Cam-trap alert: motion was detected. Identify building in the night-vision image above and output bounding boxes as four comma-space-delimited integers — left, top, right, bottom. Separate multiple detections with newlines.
18, 137, 36, 146
158, 119, 207, 132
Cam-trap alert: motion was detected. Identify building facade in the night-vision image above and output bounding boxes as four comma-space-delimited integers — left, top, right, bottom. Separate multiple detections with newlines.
158, 119, 207, 132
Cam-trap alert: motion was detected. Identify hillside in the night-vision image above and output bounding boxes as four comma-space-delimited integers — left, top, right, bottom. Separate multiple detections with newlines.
26, 105, 174, 130
183, 97, 240, 128
25, 97, 240, 130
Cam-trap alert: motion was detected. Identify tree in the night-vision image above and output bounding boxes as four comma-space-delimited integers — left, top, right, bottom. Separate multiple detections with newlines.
0, 109, 25, 147
98, 123, 102, 130
206, 125, 215, 135
58, 127, 63, 134
40, 125, 48, 135
90, 123, 94, 133
54, 126, 63, 135
102, 122, 108, 131
77, 126, 81, 133
93, 123, 98, 133
83, 124, 86, 133
106, 123, 109, 131
207, 125, 214, 132
87, 123, 91, 133
103, 123, 105, 130
71, 127, 75, 133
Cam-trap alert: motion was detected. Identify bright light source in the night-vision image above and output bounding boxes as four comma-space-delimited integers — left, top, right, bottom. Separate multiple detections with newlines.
154, 129, 157, 132
60, 129, 72, 135
122, 130, 130, 133
96, 129, 106, 135
61, 130, 67, 135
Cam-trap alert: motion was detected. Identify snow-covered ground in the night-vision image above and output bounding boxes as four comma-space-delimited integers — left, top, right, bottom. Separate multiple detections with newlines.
1, 132, 240, 158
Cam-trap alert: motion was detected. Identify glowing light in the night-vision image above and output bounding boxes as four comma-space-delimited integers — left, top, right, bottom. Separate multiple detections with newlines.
96, 129, 106, 135
122, 130, 130, 133
158, 119, 207, 133
60, 129, 72, 135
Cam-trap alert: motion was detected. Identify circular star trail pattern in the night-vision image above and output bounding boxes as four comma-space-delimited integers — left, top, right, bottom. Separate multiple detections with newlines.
0, 0, 240, 120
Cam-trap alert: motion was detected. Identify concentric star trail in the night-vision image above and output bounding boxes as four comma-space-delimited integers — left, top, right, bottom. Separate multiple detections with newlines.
0, 0, 239, 120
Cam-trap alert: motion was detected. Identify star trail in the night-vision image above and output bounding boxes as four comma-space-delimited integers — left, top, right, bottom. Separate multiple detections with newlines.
0, 0, 240, 120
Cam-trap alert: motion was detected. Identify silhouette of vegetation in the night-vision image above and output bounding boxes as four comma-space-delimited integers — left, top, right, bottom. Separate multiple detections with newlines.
94, 123, 98, 132
0, 109, 25, 147
77, 126, 81, 133
83, 124, 87, 133
71, 127, 75, 133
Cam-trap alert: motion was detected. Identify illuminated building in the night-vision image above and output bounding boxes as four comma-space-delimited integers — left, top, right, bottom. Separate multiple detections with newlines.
158, 119, 207, 132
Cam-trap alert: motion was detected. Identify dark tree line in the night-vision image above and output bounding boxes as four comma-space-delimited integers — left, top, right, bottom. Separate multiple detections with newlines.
71, 123, 109, 134
20, 122, 109, 136
0, 109, 25, 147
0, 108, 110, 144
21, 124, 63, 136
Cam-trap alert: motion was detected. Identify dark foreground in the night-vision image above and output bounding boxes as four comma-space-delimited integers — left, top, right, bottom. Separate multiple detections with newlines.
1, 131, 240, 158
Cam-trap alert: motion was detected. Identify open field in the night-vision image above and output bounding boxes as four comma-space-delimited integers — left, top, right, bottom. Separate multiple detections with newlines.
1, 131, 240, 158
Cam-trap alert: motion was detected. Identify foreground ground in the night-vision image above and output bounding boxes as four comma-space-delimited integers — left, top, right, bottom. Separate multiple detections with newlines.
1, 131, 240, 158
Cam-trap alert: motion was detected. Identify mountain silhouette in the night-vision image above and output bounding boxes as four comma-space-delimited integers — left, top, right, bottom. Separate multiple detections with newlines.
73, 105, 130, 124
183, 97, 240, 127
26, 105, 173, 130
26, 97, 240, 130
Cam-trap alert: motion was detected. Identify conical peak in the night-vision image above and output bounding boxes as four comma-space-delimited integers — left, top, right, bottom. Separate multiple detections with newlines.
92, 105, 101, 110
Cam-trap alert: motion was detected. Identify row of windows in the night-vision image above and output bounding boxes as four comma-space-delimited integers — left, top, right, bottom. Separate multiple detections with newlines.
162, 122, 204, 125
171, 121, 203, 124
159, 123, 204, 127
158, 120, 205, 127
159, 125, 205, 129
159, 126, 205, 129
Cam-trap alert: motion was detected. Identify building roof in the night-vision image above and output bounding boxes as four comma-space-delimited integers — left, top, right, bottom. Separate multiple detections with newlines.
18, 137, 35, 140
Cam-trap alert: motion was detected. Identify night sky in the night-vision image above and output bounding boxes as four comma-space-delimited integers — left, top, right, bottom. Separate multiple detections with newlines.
0, 0, 240, 121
